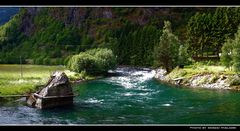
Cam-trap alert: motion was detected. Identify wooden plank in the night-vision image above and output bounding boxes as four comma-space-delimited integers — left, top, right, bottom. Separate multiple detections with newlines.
173, 77, 185, 81
33, 93, 76, 99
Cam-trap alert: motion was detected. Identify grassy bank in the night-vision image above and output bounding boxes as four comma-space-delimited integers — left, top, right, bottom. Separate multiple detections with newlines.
162, 62, 240, 89
167, 65, 233, 80
0, 64, 96, 95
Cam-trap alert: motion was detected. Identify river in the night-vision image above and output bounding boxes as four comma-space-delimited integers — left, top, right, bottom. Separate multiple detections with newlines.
1, 67, 240, 124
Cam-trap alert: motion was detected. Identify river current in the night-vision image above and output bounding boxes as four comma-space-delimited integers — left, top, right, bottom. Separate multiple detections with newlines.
1, 67, 240, 124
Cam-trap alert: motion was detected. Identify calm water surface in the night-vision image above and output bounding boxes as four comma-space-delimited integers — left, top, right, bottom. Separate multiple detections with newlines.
1, 67, 240, 124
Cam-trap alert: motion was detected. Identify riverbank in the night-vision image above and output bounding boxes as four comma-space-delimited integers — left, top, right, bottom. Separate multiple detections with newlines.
154, 64, 240, 90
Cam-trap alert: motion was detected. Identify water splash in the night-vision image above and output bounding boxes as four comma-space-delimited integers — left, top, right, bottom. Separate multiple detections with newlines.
84, 98, 104, 104
105, 67, 156, 89
162, 104, 171, 107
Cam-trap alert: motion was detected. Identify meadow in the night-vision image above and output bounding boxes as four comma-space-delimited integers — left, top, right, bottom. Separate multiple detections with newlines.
0, 64, 99, 96
0, 64, 66, 95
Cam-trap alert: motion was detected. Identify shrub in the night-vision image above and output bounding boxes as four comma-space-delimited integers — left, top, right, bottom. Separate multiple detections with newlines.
69, 53, 98, 74
67, 48, 117, 75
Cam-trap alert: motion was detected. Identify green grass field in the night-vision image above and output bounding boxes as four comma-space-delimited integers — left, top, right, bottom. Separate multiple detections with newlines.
0, 64, 97, 95
0, 64, 66, 95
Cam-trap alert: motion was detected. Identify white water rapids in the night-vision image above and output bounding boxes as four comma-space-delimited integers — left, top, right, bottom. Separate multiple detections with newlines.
106, 67, 156, 89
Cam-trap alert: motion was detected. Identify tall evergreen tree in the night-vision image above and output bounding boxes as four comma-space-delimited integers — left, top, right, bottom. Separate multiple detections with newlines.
232, 27, 240, 73
220, 39, 234, 69
221, 26, 240, 73
153, 21, 180, 72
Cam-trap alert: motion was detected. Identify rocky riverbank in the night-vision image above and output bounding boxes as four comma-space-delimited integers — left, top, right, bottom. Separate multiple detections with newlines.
154, 68, 240, 90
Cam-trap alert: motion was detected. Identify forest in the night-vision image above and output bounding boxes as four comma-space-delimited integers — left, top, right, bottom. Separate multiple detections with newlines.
0, 7, 239, 73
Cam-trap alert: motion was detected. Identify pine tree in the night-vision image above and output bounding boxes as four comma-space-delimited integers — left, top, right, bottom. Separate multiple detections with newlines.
153, 21, 180, 72
221, 26, 240, 73
178, 44, 190, 66
220, 39, 234, 69
232, 26, 240, 73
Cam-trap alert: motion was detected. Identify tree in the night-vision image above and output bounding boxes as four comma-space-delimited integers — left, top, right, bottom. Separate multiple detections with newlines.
186, 12, 203, 57
232, 26, 240, 73
154, 21, 180, 72
178, 44, 190, 66
221, 26, 240, 73
187, 7, 240, 58
220, 39, 234, 69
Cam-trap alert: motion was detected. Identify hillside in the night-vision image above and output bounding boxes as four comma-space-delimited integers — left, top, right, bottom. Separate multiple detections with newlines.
0, 7, 213, 66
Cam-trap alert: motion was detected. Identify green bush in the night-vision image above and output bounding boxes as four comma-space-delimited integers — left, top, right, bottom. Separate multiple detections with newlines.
69, 53, 98, 73
67, 48, 117, 75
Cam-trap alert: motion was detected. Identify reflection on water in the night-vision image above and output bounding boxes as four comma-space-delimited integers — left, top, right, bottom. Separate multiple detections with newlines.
1, 67, 240, 124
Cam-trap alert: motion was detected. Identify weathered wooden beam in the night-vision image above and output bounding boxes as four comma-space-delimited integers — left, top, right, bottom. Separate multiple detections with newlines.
33, 93, 76, 99
173, 77, 185, 81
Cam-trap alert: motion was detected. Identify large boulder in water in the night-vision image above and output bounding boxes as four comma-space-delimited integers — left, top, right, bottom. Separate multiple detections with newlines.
27, 71, 74, 109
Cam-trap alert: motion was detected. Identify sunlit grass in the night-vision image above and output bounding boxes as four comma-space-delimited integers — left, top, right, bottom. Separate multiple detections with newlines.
0, 64, 97, 95
184, 64, 235, 76
0, 64, 66, 95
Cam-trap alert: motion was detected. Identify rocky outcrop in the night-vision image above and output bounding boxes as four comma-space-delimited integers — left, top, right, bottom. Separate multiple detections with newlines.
27, 71, 74, 109
187, 74, 230, 89
20, 8, 41, 36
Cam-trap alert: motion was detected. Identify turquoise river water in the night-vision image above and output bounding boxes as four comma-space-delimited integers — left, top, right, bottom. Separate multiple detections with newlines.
1, 67, 240, 124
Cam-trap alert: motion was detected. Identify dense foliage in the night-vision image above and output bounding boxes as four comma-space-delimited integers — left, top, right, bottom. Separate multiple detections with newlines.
0, 7, 200, 67
102, 23, 161, 66
0, 9, 24, 64
67, 48, 117, 75
220, 39, 234, 69
178, 44, 191, 66
187, 7, 240, 57
1, 7, 240, 73
221, 26, 240, 73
